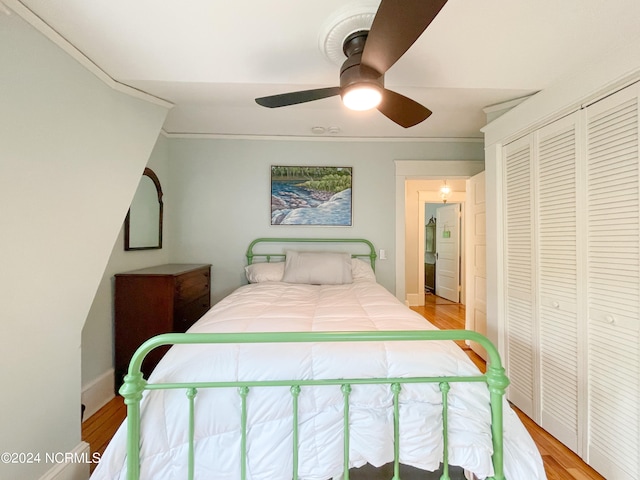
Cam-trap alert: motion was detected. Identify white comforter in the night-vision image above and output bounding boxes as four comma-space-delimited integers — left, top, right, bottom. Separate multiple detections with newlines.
92, 281, 546, 480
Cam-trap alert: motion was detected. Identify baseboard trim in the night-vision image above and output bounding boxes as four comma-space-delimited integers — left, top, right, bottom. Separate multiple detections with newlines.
81, 369, 115, 420
406, 293, 424, 307
38, 442, 90, 480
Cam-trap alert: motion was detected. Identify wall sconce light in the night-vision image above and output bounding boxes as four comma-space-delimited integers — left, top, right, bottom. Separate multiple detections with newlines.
440, 181, 451, 203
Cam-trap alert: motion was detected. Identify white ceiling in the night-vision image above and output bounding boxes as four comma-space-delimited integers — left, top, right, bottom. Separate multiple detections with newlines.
13, 0, 640, 139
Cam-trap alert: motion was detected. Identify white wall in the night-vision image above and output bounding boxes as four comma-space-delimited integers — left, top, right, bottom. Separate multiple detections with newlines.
0, 12, 168, 480
81, 135, 170, 417
166, 138, 484, 303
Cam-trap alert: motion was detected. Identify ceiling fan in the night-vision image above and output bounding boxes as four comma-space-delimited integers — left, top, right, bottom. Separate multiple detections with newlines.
255, 0, 448, 128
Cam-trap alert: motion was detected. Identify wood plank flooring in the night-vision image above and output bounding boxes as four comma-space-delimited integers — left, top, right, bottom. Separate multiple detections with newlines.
83, 294, 605, 479
82, 395, 126, 473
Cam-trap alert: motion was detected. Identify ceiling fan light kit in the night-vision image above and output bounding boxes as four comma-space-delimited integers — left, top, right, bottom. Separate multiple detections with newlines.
342, 84, 382, 111
255, 0, 448, 128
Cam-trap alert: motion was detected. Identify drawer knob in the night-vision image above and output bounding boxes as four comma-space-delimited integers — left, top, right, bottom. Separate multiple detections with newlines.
605, 315, 615, 324
551, 301, 560, 309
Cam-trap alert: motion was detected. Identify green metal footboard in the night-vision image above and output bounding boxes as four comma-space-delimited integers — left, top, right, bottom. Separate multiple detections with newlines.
119, 330, 509, 480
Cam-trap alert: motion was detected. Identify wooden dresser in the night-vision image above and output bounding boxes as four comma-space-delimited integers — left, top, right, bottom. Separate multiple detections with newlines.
114, 263, 211, 391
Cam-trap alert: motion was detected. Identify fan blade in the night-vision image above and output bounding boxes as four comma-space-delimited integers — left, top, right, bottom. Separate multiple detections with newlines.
377, 89, 432, 128
255, 87, 341, 108
362, 0, 448, 75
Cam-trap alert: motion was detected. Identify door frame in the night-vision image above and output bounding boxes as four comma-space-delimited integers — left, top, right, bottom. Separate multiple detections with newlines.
394, 160, 484, 305
414, 192, 466, 306
465, 171, 488, 360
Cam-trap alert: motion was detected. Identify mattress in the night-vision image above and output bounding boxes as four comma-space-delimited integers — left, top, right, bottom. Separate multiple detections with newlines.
91, 280, 546, 480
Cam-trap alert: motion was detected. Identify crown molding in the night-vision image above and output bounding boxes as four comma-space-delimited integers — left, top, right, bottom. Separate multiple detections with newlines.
161, 131, 484, 143
5, 0, 173, 109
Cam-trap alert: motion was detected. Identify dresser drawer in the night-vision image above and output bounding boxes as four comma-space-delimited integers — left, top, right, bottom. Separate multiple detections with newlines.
175, 268, 210, 307
114, 263, 211, 392
174, 294, 210, 331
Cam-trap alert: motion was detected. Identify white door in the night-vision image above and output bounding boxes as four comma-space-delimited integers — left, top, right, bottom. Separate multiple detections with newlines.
436, 203, 460, 302
503, 134, 537, 419
465, 172, 487, 360
537, 113, 580, 453
585, 83, 640, 480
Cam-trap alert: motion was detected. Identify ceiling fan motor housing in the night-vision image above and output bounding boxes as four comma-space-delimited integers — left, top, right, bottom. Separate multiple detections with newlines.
340, 30, 383, 93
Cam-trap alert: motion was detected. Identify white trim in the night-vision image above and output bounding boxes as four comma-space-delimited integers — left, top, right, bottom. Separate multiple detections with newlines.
418, 190, 467, 306
5, 0, 173, 109
38, 442, 90, 480
395, 160, 484, 178
484, 144, 505, 357
162, 131, 485, 142
81, 369, 115, 420
395, 173, 407, 302
483, 95, 535, 115
406, 293, 424, 307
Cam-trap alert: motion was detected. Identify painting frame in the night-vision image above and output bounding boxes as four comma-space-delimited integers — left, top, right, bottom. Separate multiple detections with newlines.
270, 165, 353, 226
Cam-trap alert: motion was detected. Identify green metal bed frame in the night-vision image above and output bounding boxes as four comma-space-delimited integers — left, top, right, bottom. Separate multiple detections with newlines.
118, 238, 510, 480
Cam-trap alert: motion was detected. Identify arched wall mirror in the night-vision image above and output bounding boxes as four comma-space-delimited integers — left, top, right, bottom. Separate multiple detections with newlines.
124, 167, 163, 250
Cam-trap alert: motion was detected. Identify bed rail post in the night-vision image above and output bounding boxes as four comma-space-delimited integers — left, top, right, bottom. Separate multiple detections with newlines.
186, 388, 198, 480
291, 385, 301, 480
239, 386, 250, 480
341, 383, 352, 480
119, 371, 146, 480
439, 381, 451, 480
391, 383, 402, 480
485, 364, 509, 480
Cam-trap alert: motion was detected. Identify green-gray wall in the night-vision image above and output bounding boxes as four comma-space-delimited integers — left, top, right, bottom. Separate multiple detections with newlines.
166, 138, 484, 302
1, 11, 168, 480
81, 137, 484, 406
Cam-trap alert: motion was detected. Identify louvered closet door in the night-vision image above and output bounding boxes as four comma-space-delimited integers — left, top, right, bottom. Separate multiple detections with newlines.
503, 135, 537, 418
586, 83, 640, 480
536, 114, 580, 452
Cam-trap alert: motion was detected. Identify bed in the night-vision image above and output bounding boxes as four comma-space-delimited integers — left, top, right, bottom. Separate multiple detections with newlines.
92, 238, 546, 480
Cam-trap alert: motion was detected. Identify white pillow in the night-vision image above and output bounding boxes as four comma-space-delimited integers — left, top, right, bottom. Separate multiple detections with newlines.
282, 250, 353, 285
245, 262, 285, 283
351, 258, 376, 282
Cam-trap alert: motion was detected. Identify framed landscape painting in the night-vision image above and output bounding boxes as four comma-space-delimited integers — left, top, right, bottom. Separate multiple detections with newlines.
271, 166, 353, 226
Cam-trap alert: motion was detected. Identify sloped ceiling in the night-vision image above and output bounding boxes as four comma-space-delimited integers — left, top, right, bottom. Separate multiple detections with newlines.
11, 0, 640, 139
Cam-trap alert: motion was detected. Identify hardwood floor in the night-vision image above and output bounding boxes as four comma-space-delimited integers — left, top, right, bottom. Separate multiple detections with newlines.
83, 294, 604, 479
82, 396, 126, 473
411, 293, 605, 480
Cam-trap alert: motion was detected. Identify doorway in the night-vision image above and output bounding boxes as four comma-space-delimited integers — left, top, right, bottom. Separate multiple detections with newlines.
414, 186, 466, 307
424, 202, 462, 303
394, 161, 484, 306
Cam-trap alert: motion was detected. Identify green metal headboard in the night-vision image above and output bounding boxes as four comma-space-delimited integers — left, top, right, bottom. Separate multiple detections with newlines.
246, 237, 377, 271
